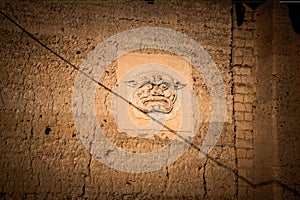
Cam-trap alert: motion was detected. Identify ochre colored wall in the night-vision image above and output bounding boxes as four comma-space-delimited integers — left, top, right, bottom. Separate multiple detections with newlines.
0, 0, 299, 199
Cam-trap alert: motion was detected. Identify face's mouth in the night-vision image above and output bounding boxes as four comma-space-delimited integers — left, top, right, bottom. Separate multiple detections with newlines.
143, 99, 169, 107
142, 98, 171, 113
132, 83, 177, 114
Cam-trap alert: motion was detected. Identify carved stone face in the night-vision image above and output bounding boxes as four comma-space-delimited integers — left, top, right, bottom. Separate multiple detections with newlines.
126, 74, 185, 114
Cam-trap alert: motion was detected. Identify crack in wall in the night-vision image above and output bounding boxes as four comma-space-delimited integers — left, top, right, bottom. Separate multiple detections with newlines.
80, 153, 92, 198
202, 158, 207, 198
230, 2, 239, 199
165, 166, 170, 186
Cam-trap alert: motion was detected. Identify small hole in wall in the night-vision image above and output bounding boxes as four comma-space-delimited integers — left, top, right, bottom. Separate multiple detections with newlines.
45, 126, 51, 135
144, 0, 154, 4
76, 50, 81, 54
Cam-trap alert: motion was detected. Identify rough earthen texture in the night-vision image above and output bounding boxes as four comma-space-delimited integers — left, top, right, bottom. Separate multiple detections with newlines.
254, 2, 300, 199
0, 0, 299, 199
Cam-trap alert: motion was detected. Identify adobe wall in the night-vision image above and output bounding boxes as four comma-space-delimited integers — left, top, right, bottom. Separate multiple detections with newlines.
0, 0, 299, 199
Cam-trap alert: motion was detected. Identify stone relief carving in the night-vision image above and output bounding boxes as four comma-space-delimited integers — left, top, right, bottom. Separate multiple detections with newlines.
112, 63, 195, 138
125, 73, 186, 114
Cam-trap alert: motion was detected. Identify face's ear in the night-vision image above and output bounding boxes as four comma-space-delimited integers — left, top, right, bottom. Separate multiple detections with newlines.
124, 80, 137, 88
174, 81, 186, 90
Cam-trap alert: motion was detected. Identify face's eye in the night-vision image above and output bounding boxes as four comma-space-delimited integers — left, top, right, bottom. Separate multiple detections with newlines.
174, 81, 186, 90
125, 80, 137, 88
159, 83, 168, 90
152, 75, 163, 84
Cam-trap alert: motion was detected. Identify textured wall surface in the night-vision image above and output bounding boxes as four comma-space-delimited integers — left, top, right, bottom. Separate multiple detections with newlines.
254, 2, 300, 199
0, 0, 299, 199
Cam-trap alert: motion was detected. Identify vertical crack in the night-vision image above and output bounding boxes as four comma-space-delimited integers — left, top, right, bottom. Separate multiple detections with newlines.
166, 166, 170, 181
230, 1, 239, 199
80, 153, 91, 198
163, 166, 170, 197
29, 114, 37, 193
202, 158, 208, 198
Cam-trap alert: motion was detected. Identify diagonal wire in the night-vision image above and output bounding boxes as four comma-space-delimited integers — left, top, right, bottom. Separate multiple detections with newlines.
0, 9, 299, 197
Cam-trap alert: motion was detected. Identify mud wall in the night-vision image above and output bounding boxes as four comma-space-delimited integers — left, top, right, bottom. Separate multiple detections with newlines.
0, 0, 299, 199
